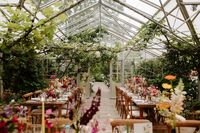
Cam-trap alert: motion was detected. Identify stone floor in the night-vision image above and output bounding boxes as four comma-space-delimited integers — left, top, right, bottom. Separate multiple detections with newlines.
84, 82, 120, 133
83, 82, 197, 133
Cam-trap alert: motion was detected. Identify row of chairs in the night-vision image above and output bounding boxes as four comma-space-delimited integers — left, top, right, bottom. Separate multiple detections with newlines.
22, 90, 43, 101
20, 118, 72, 133
20, 87, 82, 130
115, 86, 200, 133
110, 119, 200, 133
115, 86, 147, 119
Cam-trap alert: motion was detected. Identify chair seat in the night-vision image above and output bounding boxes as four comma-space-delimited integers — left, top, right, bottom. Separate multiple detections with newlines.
31, 109, 42, 124
31, 109, 42, 115
129, 110, 147, 118
129, 105, 139, 110
53, 109, 69, 117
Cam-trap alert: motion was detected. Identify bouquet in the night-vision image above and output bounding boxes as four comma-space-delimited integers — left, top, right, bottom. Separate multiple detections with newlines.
0, 105, 25, 133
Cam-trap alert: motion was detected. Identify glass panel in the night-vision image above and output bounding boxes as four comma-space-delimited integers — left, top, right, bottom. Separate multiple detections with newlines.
162, 0, 177, 13
185, 4, 200, 37
0, 9, 8, 22
0, 0, 19, 4
125, 0, 158, 16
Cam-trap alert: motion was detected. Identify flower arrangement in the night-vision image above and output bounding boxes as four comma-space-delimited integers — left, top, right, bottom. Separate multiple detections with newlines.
149, 85, 159, 97
0, 105, 26, 133
134, 76, 142, 85
140, 85, 159, 100
46, 89, 57, 98
69, 88, 101, 133
91, 118, 99, 133
46, 88, 61, 99
156, 75, 186, 128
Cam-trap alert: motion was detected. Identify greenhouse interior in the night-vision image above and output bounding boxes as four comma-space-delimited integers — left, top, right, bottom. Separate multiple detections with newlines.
0, 0, 200, 132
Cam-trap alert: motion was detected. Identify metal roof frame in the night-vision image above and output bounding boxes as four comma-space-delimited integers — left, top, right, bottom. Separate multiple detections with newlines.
0, 0, 200, 58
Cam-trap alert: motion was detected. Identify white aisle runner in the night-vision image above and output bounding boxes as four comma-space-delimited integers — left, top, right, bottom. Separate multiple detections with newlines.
86, 82, 120, 133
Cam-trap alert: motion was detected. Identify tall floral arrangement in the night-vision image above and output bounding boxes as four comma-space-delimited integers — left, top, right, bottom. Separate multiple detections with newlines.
157, 75, 186, 128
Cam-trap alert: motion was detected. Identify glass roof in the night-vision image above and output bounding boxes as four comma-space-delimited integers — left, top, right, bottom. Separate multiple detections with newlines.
0, 0, 199, 58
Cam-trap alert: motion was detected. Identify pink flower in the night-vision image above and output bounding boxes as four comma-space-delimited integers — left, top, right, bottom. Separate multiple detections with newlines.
151, 88, 158, 96
45, 119, 53, 128
0, 121, 6, 128
46, 109, 53, 116
50, 75, 56, 79
12, 116, 19, 124
17, 123, 25, 132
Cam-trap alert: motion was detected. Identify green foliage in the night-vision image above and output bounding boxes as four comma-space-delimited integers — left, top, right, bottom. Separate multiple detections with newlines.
163, 38, 200, 79
127, 22, 163, 49
42, 6, 54, 17
136, 57, 163, 86
67, 26, 108, 44
130, 21, 199, 104
0, 7, 56, 94
162, 47, 198, 100
162, 48, 193, 77
3, 51, 48, 93
136, 53, 198, 100
52, 27, 118, 78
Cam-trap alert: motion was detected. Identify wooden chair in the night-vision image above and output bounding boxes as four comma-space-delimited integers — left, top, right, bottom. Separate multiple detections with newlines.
168, 120, 200, 133
33, 90, 42, 97
76, 87, 82, 105
47, 118, 72, 133
188, 111, 200, 120
153, 113, 200, 133
110, 119, 150, 133
118, 89, 126, 118
59, 100, 71, 118
23, 91, 42, 124
22, 92, 33, 102
115, 87, 121, 113
124, 93, 146, 119
59, 92, 76, 118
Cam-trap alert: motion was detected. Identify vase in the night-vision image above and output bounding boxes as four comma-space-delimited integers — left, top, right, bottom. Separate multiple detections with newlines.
171, 128, 176, 133
148, 96, 152, 101
75, 129, 79, 133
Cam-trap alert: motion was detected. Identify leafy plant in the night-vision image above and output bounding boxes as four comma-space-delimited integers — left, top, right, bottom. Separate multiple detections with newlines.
52, 26, 118, 79
0, 6, 56, 95
127, 22, 163, 50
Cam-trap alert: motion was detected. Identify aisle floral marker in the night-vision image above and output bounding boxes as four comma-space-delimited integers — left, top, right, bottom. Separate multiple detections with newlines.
0, 104, 26, 132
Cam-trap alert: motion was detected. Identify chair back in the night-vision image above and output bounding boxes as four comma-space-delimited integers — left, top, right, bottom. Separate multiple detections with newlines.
22, 92, 33, 101
33, 90, 42, 97
124, 93, 132, 118
110, 119, 150, 133
47, 118, 72, 133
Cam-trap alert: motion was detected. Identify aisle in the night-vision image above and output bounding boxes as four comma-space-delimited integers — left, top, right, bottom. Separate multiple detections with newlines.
88, 82, 120, 133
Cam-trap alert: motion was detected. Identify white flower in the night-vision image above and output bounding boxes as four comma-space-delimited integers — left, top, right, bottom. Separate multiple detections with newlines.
10, 99, 15, 103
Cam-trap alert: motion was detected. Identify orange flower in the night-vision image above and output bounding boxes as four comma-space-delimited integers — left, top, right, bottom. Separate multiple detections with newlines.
162, 83, 172, 89
164, 75, 176, 80
157, 102, 170, 110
